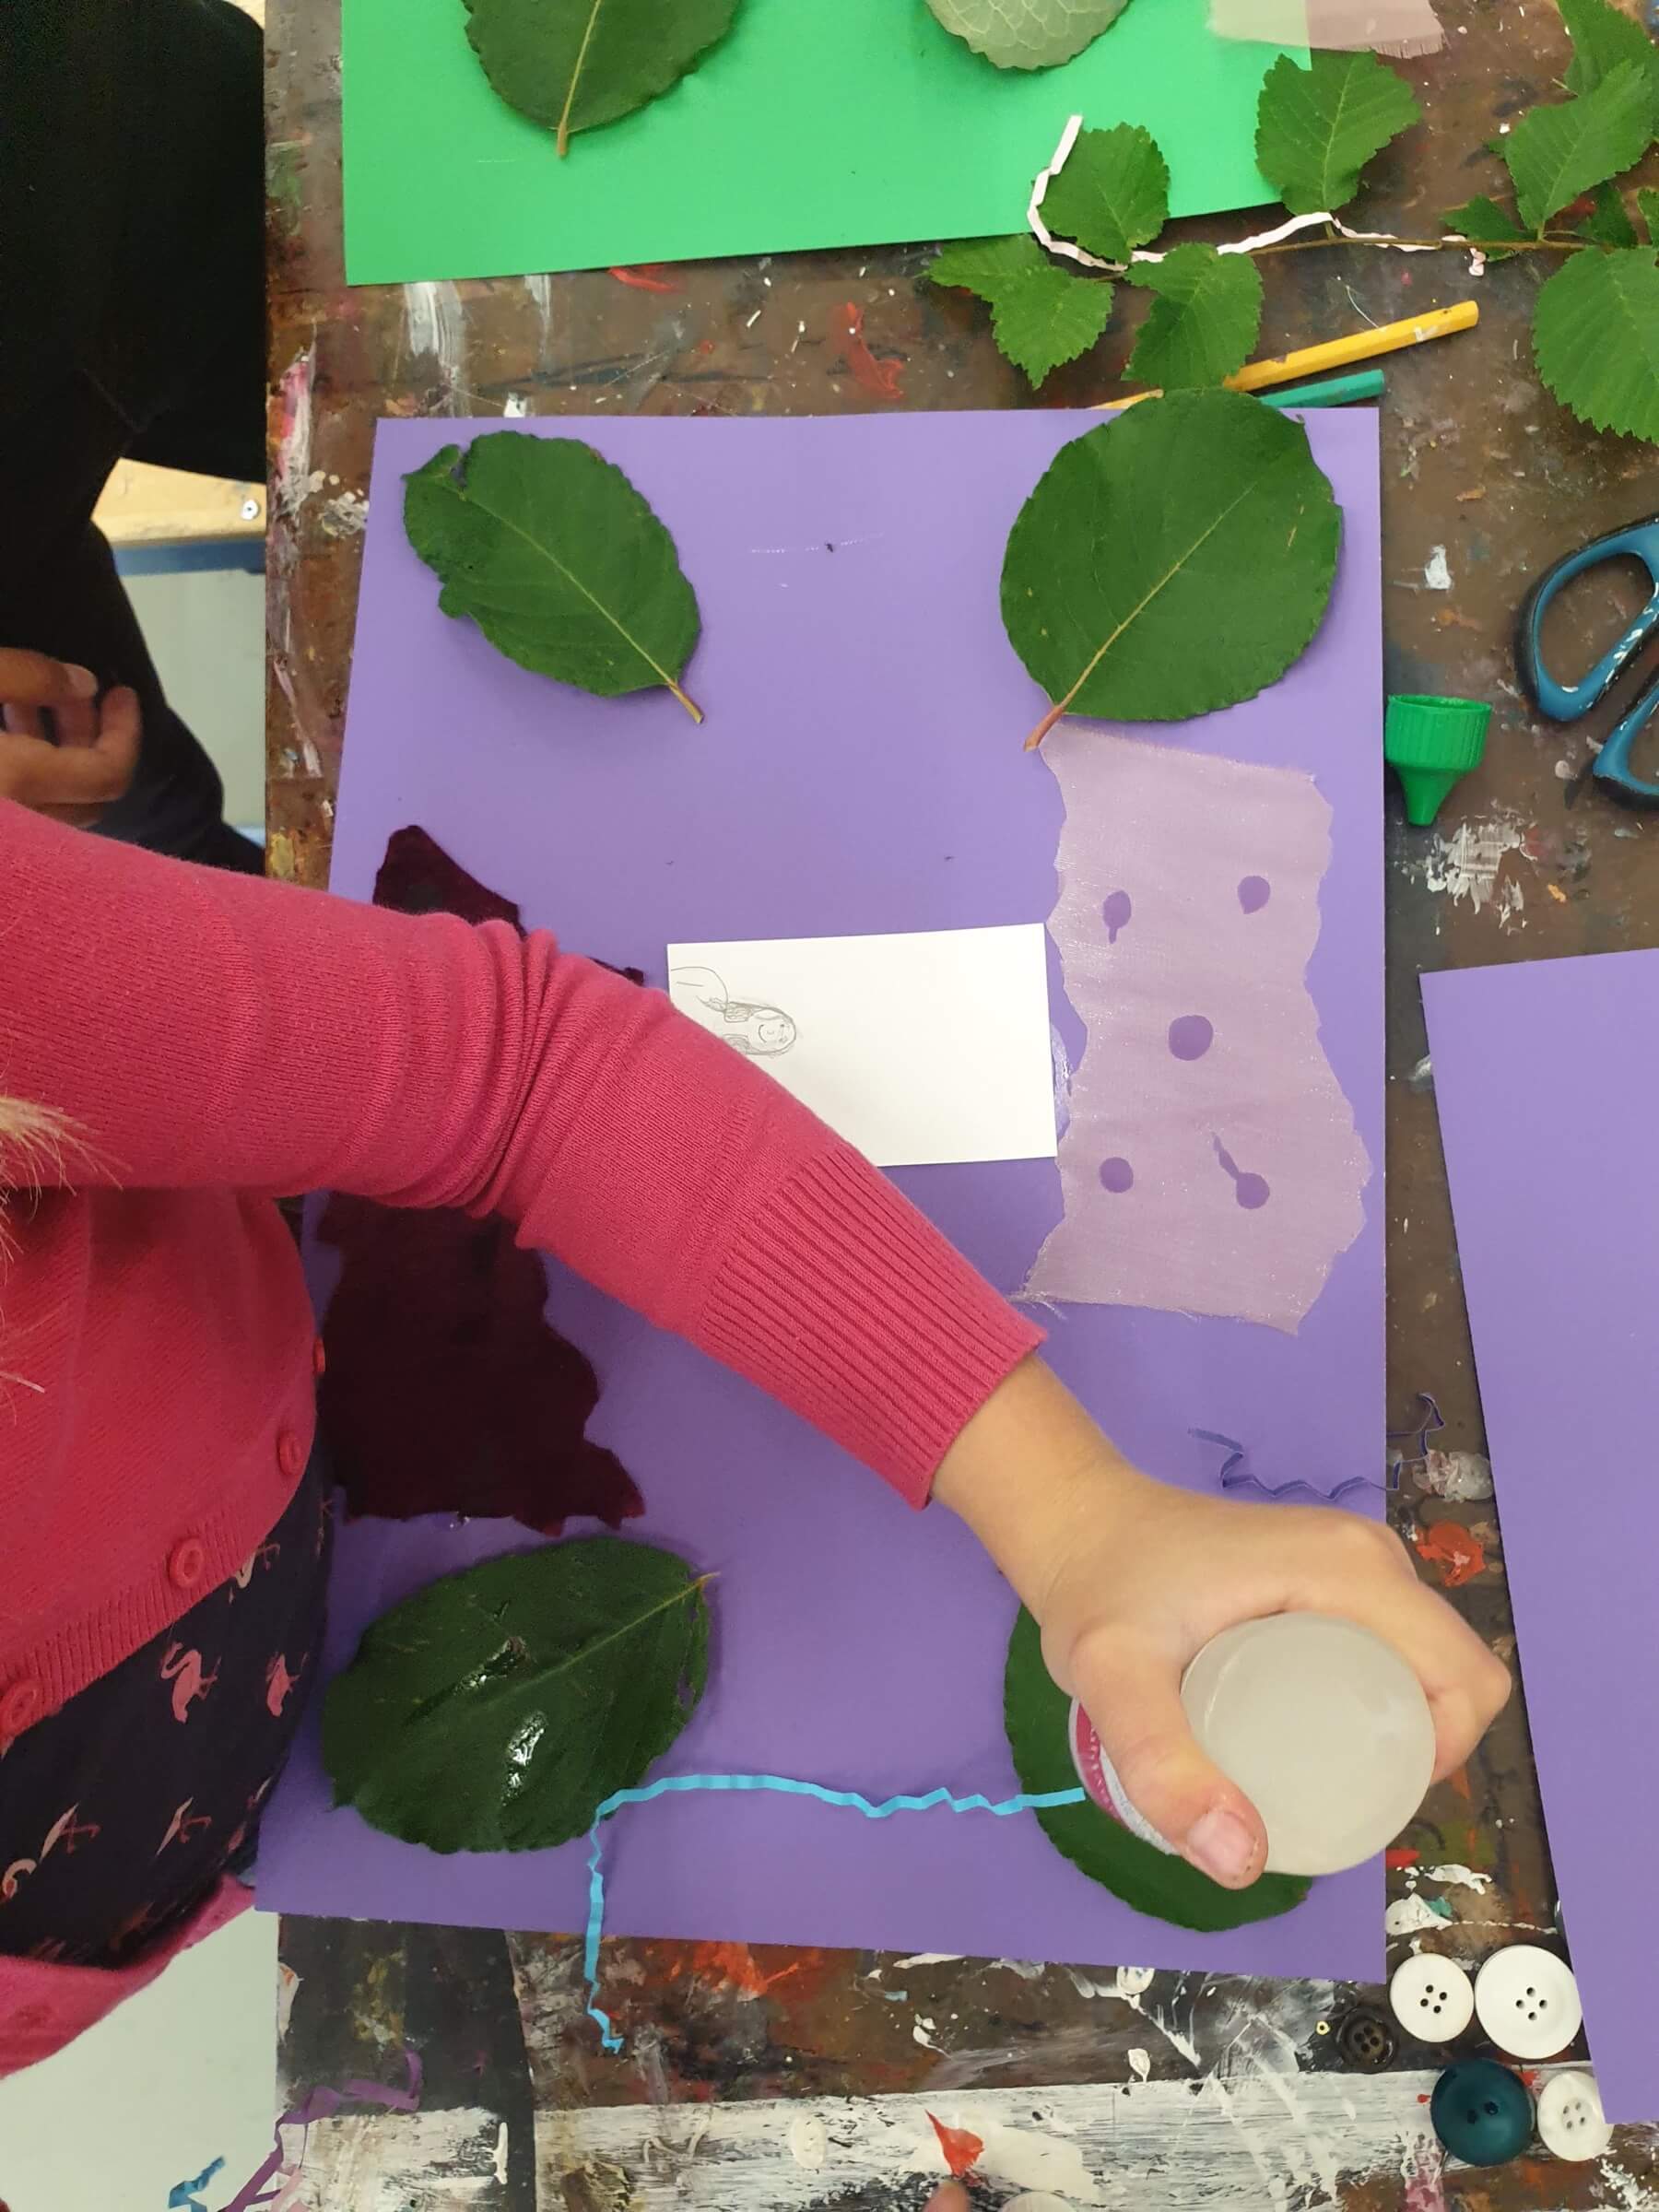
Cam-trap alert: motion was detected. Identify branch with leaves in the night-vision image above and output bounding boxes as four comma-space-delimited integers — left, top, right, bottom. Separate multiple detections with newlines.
928, 0, 1659, 444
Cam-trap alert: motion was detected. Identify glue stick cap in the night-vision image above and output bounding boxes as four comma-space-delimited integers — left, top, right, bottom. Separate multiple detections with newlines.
1385, 694, 1491, 826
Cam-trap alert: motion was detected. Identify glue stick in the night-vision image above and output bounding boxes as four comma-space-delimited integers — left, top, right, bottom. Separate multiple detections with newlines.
1068, 1614, 1436, 1877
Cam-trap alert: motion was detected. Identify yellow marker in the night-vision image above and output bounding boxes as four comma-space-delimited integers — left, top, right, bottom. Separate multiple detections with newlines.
1107, 300, 1478, 410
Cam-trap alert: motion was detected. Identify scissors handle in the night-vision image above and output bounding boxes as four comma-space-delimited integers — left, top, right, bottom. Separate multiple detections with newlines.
1518, 515, 1659, 723
1594, 674, 1659, 806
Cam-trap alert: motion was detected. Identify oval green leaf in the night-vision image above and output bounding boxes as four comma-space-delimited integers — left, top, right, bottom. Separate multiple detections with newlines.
1041, 123, 1171, 264
1124, 243, 1263, 391
1001, 390, 1341, 746
1534, 245, 1659, 442
1004, 1606, 1312, 1932
1254, 50, 1421, 215
924, 0, 1130, 69
464, 0, 743, 156
405, 430, 703, 721
323, 1535, 710, 1853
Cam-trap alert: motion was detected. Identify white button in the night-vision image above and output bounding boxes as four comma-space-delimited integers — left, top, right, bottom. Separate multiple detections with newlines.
1475, 1945, 1583, 2060
1389, 1951, 1475, 2043
1535, 2069, 1612, 2161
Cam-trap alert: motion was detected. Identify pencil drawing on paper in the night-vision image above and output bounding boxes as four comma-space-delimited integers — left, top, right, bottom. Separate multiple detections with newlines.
669, 965, 798, 1058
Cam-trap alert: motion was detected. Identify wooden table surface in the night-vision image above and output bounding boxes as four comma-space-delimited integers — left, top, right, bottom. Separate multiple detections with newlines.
265, 3, 1658, 2204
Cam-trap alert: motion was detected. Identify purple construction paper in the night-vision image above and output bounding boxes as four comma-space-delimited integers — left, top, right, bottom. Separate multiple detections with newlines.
1424, 950, 1659, 2122
256, 410, 1384, 1982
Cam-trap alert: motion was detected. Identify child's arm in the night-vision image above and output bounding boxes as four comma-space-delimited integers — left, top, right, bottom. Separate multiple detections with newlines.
935, 1358, 1511, 1887
2, 799, 1037, 1495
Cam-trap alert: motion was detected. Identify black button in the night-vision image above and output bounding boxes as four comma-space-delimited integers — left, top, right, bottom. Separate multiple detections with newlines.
1336, 2006, 1399, 2071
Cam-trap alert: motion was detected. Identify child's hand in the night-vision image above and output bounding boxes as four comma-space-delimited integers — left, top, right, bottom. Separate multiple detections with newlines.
935, 1358, 1510, 1891
0, 649, 141, 826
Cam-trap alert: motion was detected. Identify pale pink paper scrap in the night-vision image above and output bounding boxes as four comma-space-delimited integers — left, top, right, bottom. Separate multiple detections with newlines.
1024, 732, 1371, 1334
1209, 0, 1445, 57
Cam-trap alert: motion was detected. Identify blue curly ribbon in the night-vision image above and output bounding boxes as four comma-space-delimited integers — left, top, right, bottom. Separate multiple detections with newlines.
582, 1773, 1087, 2051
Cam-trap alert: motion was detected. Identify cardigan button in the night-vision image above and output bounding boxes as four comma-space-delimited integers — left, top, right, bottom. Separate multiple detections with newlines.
312, 1335, 327, 1378
168, 1538, 208, 1592
0, 1679, 43, 1736
277, 1430, 307, 1481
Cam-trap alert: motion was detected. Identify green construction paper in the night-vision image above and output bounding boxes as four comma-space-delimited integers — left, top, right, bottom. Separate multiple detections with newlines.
343, 0, 1296, 287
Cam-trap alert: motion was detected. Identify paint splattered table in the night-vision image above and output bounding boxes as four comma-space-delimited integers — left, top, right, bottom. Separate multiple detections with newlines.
266, 1, 1659, 2202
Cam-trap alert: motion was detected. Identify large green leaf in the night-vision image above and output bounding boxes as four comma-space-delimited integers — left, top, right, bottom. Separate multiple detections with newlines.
323, 1536, 711, 1853
928, 236, 1114, 385
1254, 51, 1422, 214
1442, 194, 1529, 260
1125, 244, 1263, 390
405, 431, 703, 721
1004, 1606, 1311, 1932
1501, 62, 1655, 230
1560, 0, 1659, 119
464, 0, 741, 156
1001, 390, 1341, 746
1534, 245, 1659, 440
1041, 123, 1171, 263
924, 0, 1130, 68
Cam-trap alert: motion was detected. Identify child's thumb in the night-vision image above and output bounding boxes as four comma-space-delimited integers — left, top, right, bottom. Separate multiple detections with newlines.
1075, 1635, 1267, 1889
924, 2188, 972, 2211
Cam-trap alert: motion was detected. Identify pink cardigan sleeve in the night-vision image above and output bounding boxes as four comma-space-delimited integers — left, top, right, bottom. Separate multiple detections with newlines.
0, 804, 1040, 1500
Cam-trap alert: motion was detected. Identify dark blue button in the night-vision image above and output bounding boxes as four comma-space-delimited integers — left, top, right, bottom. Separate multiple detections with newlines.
1430, 2058, 1533, 2167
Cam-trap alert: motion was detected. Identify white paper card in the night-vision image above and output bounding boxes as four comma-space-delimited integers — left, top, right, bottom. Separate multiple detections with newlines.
666, 924, 1056, 1170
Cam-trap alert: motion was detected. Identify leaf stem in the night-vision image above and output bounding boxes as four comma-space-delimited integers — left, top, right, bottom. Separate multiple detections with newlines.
556, 0, 606, 158
668, 678, 705, 724
1249, 232, 1585, 257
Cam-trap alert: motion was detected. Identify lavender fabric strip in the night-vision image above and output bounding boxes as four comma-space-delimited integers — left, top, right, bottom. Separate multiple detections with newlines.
1027, 735, 1370, 1330
1424, 950, 1659, 2122
255, 409, 1385, 1983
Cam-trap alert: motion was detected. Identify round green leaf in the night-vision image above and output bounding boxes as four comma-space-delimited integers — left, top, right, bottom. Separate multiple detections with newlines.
404, 430, 703, 720
1000, 390, 1341, 742
1004, 1606, 1312, 1931
464, 0, 743, 156
1041, 123, 1171, 263
924, 0, 1130, 70
323, 1536, 710, 1853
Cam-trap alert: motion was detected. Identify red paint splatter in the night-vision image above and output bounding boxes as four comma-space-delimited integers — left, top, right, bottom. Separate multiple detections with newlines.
316, 829, 646, 1537
842, 301, 905, 401
928, 2114, 983, 2179
1386, 1847, 1421, 1870
609, 263, 677, 293
696, 337, 715, 354
1414, 1520, 1488, 1588
671, 1939, 824, 2000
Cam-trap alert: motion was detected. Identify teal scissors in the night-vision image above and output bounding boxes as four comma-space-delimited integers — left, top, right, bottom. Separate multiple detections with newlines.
1517, 514, 1659, 806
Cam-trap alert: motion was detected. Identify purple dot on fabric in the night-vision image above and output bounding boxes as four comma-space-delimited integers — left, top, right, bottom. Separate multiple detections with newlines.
1168, 1015, 1214, 1062
1238, 876, 1271, 914
1234, 1173, 1271, 1210
1101, 890, 1133, 945
1098, 1157, 1135, 1194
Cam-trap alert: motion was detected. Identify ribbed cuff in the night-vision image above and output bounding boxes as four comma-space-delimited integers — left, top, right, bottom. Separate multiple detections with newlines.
696, 1145, 1043, 1508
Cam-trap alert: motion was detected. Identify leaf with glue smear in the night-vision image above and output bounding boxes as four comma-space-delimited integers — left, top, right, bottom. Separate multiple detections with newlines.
405, 430, 702, 721
463, 0, 742, 157
1004, 1606, 1311, 1930
1254, 50, 1421, 214
1001, 390, 1340, 747
924, 0, 1130, 69
1442, 194, 1528, 261
1641, 187, 1659, 244
1501, 61, 1656, 231
1041, 123, 1171, 263
1534, 244, 1659, 442
1559, 0, 1659, 119
323, 1536, 711, 1853
1124, 244, 1263, 390
1575, 180, 1640, 247
928, 235, 1113, 385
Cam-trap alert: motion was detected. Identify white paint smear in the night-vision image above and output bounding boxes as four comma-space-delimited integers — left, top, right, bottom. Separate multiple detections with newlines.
282, 2105, 503, 2207
1386, 1894, 1450, 1936
667, 924, 1056, 1169
1024, 733, 1370, 1332
1424, 547, 1453, 591
1404, 809, 1532, 926
536, 2072, 1485, 2209
1421, 1863, 1493, 1893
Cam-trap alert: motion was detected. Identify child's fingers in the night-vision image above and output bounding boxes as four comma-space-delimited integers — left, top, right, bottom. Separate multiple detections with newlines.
1068, 1627, 1267, 1889
924, 2187, 972, 2211
0, 648, 100, 709
0, 688, 142, 814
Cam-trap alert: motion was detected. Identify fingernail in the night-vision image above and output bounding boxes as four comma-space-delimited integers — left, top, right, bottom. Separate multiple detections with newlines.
64, 665, 98, 698
1186, 1806, 1260, 1887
